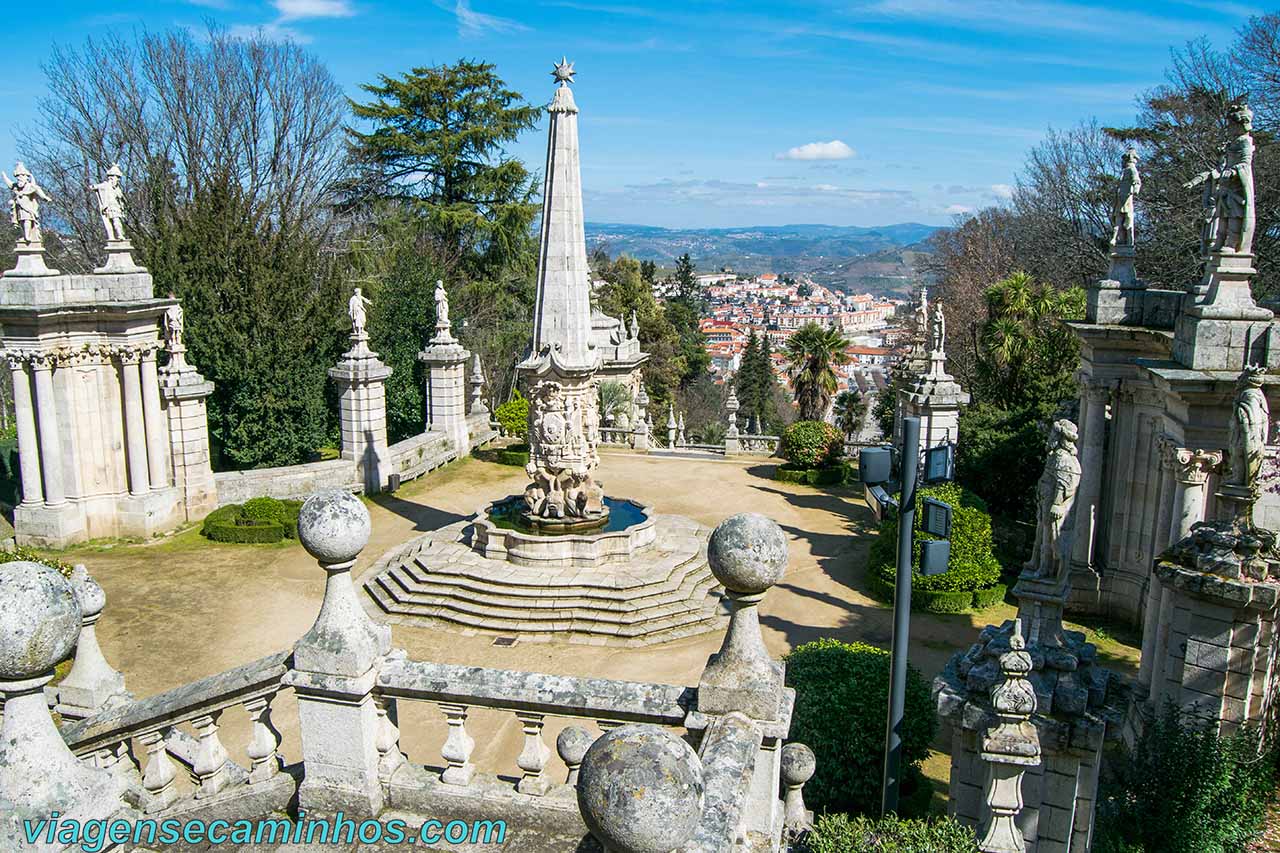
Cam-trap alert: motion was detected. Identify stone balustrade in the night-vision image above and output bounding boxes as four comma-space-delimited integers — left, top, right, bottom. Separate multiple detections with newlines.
598, 426, 632, 447
60, 651, 294, 816
736, 434, 780, 455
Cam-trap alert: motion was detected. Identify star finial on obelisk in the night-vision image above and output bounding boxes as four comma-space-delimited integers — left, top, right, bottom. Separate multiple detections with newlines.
552, 56, 576, 86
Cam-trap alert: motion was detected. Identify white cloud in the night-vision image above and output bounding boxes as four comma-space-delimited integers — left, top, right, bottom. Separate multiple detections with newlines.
227, 22, 313, 43
775, 140, 856, 161
944, 203, 974, 215
273, 0, 355, 20
450, 0, 528, 37
990, 183, 1014, 200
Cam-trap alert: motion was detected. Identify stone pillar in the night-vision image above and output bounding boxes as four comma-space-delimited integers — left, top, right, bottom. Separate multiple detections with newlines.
666, 405, 677, 448
0, 562, 130, 851
8, 354, 42, 505
284, 490, 391, 816
119, 348, 151, 496
724, 386, 740, 455
329, 338, 393, 495
1151, 525, 1280, 733
419, 333, 471, 458
468, 351, 489, 417
632, 387, 650, 451
139, 348, 168, 489
696, 513, 790, 842
52, 566, 130, 721
30, 353, 67, 506
159, 355, 218, 523
1071, 381, 1110, 572
977, 620, 1040, 853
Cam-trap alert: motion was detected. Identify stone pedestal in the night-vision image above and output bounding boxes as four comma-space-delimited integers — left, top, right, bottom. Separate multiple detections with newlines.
94, 240, 144, 275
1148, 523, 1280, 733
160, 350, 218, 523
1173, 253, 1273, 371
897, 361, 968, 454
1084, 247, 1147, 325
419, 333, 471, 459
330, 337, 393, 494
3, 243, 59, 278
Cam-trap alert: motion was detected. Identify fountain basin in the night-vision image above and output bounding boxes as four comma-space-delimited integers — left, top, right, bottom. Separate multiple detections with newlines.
473, 496, 656, 569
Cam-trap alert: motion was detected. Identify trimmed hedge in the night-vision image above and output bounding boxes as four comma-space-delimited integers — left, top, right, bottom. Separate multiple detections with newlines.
497, 443, 530, 467
868, 482, 1004, 611
775, 463, 847, 486
785, 638, 936, 816
781, 420, 843, 468
201, 497, 302, 544
799, 812, 979, 853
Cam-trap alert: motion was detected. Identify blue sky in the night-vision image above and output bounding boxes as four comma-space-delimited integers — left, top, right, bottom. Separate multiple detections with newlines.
3, 0, 1265, 228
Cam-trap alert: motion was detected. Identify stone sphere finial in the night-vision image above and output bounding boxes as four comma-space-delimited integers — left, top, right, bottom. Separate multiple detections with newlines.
298, 489, 371, 565
556, 725, 594, 767
578, 724, 705, 853
780, 742, 816, 787
69, 564, 105, 619
707, 512, 788, 595
0, 561, 82, 681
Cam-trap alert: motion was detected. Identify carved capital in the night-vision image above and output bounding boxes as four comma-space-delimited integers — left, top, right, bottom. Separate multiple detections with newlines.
116, 345, 144, 366
28, 352, 55, 372
2, 349, 30, 371
1162, 443, 1223, 485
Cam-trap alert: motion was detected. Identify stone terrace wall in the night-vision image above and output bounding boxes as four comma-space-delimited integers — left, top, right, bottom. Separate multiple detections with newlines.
214, 458, 358, 506
388, 430, 456, 482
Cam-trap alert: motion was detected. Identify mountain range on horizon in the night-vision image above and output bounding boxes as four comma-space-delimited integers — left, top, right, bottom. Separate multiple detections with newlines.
584, 221, 940, 296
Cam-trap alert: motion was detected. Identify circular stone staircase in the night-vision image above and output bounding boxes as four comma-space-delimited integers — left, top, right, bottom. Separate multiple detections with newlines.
360, 512, 726, 647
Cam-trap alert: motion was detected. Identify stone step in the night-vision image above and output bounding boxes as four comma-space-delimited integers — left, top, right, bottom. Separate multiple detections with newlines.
396, 553, 713, 608
372, 571, 721, 630
411, 540, 707, 591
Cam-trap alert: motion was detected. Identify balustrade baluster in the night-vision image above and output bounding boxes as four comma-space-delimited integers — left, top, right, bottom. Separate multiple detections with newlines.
439, 703, 475, 786
244, 695, 283, 784
190, 711, 231, 798
514, 712, 552, 796
374, 694, 406, 780
139, 728, 178, 813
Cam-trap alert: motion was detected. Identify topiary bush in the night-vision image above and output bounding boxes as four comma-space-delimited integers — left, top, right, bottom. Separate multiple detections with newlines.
781, 420, 843, 469
201, 498, 303, 544
494, 391, 530, 439
785, 638, 936, 816
799, 812, 979, 853
869, 482, 1003, 611
1093, 705, 1278, 853
496, 443, 530, 467
775, 463, 847, 487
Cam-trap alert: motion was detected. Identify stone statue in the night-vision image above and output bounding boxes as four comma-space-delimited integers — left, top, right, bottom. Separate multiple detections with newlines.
88, 164, 128, 243
1185, 102, 1255, 256
163, 296, 185, 350
914, 288, 929, 345
1109, 148, 1141, 250
3, 163, 52, 245
1225, 366, 1269, 492
434, 279, 451, 330
348, 287, 372, 339
928, 301, 946, 355
1025, 420, 1082, 580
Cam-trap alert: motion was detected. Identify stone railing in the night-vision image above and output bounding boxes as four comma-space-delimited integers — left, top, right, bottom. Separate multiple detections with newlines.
214, 457, 358, 506
736, 434, 780, 455
62, 651, 295, 815
599, 426, 633, 447
0, 492, 815, 853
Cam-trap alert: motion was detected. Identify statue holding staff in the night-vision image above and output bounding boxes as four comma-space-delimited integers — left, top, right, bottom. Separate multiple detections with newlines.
1109, 148, 1142, 250
88, 164, 128, 242
2, 163, 52, 245
1185, 102, 1255, 256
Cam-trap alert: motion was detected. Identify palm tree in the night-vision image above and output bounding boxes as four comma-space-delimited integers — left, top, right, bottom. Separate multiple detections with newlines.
833, 389, 866, 440
598, 381, 633, 426
785, 323, 851, 421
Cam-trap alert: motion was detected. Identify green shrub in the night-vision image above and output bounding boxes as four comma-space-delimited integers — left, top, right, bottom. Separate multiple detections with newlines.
956, 402, 1053, 524
497, 443, 530, 467
870, 483, 1003, 602
2, 545, 75, 577
494, 391, 530, 439
201, 499, 301, 544
781, 420, 843, 468
972, 583, 1008, 610
238, 496, 302, 537
774, 463, 845, 486
1094, 705, 1278, 853
800, 812, 979, 853
203, 518, 285, 544
784, 638, 936, 816
914, 588, 975, 613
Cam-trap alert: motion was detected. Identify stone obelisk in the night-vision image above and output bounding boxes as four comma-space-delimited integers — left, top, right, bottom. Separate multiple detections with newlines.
516, 58, 606, 529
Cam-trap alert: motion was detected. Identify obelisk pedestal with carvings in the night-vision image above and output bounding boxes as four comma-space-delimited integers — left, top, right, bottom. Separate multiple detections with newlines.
516, 58, 608, 532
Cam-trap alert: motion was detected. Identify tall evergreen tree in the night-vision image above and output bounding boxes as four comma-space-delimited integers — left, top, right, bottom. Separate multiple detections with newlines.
673, 253, 699, 303
345, 59, 541, 279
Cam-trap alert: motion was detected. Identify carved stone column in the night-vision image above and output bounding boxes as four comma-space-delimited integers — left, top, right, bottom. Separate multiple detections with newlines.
977, 621, 1040, 853
118, 347, 151, 496
1071, 380, 1110, 571
7, 353, 42, 505
139, 347, 168, 489
30, 352, 67, 506
724, 386, 741, 455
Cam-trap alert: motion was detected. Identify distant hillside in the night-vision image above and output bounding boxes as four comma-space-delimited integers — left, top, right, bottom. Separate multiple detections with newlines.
584, 222, 938, 297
